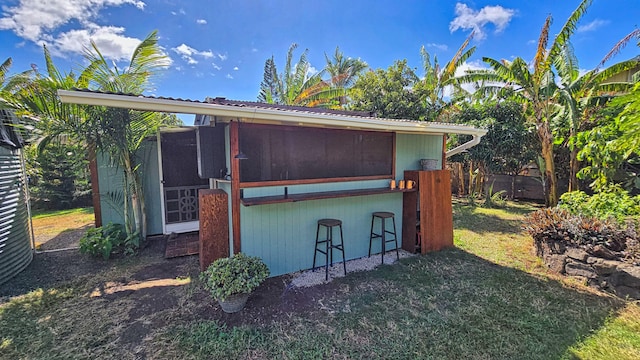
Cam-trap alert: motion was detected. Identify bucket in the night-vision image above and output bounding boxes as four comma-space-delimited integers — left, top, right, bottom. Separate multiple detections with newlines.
420, 159, 439, 170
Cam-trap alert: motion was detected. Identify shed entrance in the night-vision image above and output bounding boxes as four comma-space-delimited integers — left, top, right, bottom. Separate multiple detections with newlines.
158, 129, 209, 234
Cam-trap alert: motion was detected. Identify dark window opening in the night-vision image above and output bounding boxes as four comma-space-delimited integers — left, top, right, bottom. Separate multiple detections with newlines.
239, 124, 394, 183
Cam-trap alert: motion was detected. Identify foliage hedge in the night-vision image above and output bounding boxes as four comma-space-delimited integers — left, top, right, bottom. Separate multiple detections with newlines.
79, 223, 138, 260
200, 253, 270, 301
558, 186, 640, 223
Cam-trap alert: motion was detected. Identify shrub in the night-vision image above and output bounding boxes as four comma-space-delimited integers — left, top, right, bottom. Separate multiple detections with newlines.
523, 207, 638, 263
200, 253, 270, 301
79, 223, 138, 259
559, 185, 640, 223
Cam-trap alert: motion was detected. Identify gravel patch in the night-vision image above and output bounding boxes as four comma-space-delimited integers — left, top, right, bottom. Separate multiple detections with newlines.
289, 249, 415, 288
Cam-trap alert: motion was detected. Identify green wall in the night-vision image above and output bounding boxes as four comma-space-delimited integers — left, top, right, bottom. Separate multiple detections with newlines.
239, 132, 443, 276
96, 139, 163, 235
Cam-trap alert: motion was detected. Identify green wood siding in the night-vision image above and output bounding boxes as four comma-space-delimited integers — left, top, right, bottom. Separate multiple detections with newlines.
96, 140, 163, 235
239, 132, 443, 276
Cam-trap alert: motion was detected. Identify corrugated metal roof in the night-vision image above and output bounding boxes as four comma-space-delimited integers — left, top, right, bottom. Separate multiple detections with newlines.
69, 88, 475, 130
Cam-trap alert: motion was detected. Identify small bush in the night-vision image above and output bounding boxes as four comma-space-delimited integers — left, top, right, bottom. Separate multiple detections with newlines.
79, 223, 138, 259
523, 207, 638, 263
200, 253, 270, 301
559, 185, 640, 223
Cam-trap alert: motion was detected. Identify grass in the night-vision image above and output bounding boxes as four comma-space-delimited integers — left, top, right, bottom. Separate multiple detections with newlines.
2, 201, 639, 359
31, 207, 94, 238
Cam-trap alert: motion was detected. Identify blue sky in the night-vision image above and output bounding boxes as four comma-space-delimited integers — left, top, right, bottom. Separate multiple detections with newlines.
1, 0, 638, 123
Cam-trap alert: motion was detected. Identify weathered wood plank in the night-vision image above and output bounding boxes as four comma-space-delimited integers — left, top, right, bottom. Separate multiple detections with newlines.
199, 189, 229, 271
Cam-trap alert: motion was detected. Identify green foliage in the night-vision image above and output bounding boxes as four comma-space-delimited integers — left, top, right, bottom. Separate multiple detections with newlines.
25, 142, 91, 210
79, 222, 138, 259
350, 60, 423, 119
199, 253, 269, 301
451, 101, 537, 176
559, 186, 640, 223
483, 182, 507, 208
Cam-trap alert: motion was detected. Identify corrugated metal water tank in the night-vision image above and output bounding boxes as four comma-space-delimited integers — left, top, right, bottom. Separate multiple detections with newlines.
0, 144, 33, 285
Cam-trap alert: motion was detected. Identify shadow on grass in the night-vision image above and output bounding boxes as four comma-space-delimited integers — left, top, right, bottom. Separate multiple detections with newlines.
325, 248, 625, 359
173, 247, 627, 360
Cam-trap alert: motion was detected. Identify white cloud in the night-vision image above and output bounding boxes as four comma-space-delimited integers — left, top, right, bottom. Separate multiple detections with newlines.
45, 24, 136, 60
212, 62, 221, 70
172, 43, 215, 65
527, 39, 536, 45
226, 73, 233, 79
171, 8, 186, 16
251, 48, 258, 52
217, 53, 227, 61
449, 3, 515, 40
196, 19, 207, 25
233, 66, 239, 71
306, 65, 318, 77
577, 19, 609, 33
0, 0, 145, 42
426, 43, 448, 51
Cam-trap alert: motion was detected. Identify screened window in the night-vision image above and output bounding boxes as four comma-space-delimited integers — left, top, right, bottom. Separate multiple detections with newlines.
239, 124, 394, 183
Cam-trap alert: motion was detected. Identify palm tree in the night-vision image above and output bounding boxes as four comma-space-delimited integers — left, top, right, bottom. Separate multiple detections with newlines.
18, 30, 169, 242
81, 30, 170, 240
459, 0, 593, 206
258, 43, 339, 107
554, 31, 640, 191
321, 47, 367, 107
415, 32, 476, 122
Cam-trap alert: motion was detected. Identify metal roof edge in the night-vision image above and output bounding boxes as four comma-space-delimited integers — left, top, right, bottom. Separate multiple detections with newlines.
57, 89, 487, 136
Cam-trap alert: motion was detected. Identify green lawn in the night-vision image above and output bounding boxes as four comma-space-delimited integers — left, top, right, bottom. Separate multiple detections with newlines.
1, 201, 638, 359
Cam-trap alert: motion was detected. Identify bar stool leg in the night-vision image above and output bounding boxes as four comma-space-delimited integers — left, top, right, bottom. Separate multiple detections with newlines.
392, 216, 399, 260
381, 217, 386, 264
312, 223, 320, 270
339, 224, 346, 276
325, 226, 330, 281
368, 215, 374, 257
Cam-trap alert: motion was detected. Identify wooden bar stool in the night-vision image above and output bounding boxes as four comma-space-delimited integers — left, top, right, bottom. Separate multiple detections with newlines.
369, 212, 399, 264
312, 218, 347, 281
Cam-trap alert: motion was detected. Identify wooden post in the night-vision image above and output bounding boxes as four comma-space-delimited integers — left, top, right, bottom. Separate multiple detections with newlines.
199, 189, 229, 271
441, 133, 447, 170
88, 145, 102, 227
229, 121, 241, 254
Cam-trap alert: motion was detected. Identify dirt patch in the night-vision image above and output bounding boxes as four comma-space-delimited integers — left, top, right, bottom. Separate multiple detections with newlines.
0, 235, 358, 358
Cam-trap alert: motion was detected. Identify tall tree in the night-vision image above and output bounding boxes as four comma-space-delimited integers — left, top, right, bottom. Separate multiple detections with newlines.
415, 33, 476, 122
349, 60, 422, 119
257, 44, 335, 107
554, 33, 640, 191
459, 0, 594, 206
321, 47, 367, 107
82, 30, 171, 240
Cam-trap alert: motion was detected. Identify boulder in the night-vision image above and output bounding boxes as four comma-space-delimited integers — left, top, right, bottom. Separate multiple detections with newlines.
591, 259, 622, 275
543, 254, 566, 274
565, 262, 597, 279
618, 267, 640, 288
590, 245, 617, 260
614, 285, 640, 300
566, 248, 589, 262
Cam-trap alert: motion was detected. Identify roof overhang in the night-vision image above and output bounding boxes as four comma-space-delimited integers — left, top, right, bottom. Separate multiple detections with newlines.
57, 90, 487, 138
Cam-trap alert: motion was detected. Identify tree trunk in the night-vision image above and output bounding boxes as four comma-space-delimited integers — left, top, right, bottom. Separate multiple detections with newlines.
537, 122, 558, 207
458, 162, 465, 196
511, 174, 516, 200
568, 146, 580, 192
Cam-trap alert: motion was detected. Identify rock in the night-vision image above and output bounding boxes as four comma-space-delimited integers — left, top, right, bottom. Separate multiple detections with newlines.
591, 259, 622, 276
565, 262, 597, 279
566, 248, 589, 262
618, 267, 640, 288
544, 254, 566, 274
614, 285, 640, 300
586, 257, 598, 264
590, 245, 617, 260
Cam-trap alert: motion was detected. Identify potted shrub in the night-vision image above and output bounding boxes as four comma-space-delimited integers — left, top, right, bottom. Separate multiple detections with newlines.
199, 253, 270, 313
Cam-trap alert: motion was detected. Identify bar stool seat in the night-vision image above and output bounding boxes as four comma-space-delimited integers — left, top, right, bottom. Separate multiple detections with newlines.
313, 218, 347, 281
369, 211, 399, 264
